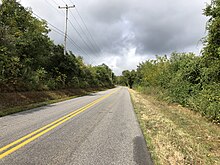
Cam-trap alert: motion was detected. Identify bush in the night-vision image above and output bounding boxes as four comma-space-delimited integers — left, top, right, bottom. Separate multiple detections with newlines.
189, 83, 220, 122
131, 52, 219, 122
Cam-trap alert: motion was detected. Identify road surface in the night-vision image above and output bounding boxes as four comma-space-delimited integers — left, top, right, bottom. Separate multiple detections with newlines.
0, 87, 153, 165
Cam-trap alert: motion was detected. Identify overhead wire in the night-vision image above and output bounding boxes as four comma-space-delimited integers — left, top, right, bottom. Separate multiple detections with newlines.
75, 7, 103, 54
67, 37, 95, 64
44, 0, 64, 16
49, 27, 65, 37
60, 0, 66, 5
68, 20, 98, 56
32, 12, 63, 34
32, 11, 95, 64
52, 0, 97, 61
69, 10, 101, 57
65, 0, 101, 56
50, 0, 61, 7
67, 0, 103, 56
51, 0, 102, 61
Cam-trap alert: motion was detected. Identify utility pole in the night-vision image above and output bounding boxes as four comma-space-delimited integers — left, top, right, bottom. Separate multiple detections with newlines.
59, 4, 75, 55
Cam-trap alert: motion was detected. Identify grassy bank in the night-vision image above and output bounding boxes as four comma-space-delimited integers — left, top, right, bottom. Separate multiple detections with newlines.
129, 89, 220, 165
0, 87, 109, 117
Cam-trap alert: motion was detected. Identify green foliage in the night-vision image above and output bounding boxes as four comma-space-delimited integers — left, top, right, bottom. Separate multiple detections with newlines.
120, 52, 219, 122
202, 0, 220, 83
116, 75, 127, 86
119, 0, 220, 122
189, 83, 220, 122
203, 0, 220, 59
0, 0, 114, 92
120, 70, 136, 88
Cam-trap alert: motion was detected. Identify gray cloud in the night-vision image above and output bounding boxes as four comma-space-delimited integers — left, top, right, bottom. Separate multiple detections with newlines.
20, 0, 210, 75
78, 0, 208, 55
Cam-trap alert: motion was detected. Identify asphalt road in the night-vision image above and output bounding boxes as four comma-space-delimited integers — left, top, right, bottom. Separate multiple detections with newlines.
0, 87, 153, 165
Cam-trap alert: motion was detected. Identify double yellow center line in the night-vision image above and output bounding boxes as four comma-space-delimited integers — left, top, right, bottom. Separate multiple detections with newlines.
0, 89, 118, 159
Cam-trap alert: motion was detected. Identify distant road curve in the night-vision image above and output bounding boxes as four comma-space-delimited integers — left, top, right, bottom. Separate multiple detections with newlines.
0, 87, 153, 165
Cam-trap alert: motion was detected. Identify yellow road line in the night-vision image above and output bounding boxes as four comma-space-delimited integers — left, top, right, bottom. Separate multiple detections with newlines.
0, 96, 100, 153
0, 89, 118, 159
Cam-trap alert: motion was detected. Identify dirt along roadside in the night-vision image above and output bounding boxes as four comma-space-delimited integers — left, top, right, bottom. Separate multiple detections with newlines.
0, 87, 110, 117
129, 89, 220, 165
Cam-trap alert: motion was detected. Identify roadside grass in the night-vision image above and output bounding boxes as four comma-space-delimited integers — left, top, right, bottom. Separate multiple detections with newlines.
129, 89, 220, 165
0, 87, 109, 117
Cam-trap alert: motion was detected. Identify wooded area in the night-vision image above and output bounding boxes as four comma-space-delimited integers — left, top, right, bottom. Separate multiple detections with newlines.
0, 0, 114, 92
119, 0, 220, 122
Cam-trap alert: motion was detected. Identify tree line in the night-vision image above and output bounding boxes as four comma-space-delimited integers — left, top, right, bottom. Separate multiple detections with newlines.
0, 0, 115, 92
118, 0, 220, 122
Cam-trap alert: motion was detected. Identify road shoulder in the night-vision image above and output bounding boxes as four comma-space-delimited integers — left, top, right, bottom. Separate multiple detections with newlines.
129, 89, 220, 165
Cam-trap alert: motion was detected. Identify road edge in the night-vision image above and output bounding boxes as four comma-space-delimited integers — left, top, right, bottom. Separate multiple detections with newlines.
128, 88, 154, 165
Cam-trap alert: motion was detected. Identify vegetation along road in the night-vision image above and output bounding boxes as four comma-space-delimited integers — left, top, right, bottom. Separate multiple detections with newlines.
0, 87, 153, 165
1, 0, 220, 164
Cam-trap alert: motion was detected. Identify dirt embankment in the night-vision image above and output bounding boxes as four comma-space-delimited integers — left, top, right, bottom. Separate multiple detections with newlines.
0, 87, 108, 117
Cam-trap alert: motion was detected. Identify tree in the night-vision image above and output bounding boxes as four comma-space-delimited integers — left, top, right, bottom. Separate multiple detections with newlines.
202, 0, 220, 83
122, 70, 136, 88
94, 64, 114, 87
0, 0, 52, 91
0, 0, 115, 91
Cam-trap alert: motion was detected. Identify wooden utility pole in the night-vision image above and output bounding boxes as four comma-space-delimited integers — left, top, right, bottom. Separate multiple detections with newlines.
59, 4, 75, 55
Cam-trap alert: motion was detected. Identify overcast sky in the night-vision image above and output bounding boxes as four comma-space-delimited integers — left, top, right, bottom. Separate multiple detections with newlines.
18, 0, 210, 75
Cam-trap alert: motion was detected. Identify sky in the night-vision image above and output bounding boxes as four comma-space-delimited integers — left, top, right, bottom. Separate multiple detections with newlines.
18, 0, 210, 75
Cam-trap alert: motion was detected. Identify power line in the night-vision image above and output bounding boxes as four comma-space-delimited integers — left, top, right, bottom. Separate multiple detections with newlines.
67, 0, 74, 5
31, 11, 94, 64
50, 0, 60, 7
69, 10, 101, 57
30, 1, 99, 64
60, 0, 66, 5
50, 28, 95, 64
51, 0, 96, 59
41, 0, 99, 62
75, 7, 103, 55
32, 12, 63, 34
44, 0, 64, 16
68, 20, 98, 56
67, 37, 95, 64
49, 27, 65, 37
68, 0, 103, 55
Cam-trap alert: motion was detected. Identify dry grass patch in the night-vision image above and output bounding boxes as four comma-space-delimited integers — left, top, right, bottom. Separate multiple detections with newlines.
129, 89, 220, 165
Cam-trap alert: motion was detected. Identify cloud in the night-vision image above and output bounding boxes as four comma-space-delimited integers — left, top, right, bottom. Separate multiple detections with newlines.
77, 0, 208, 55
20, 0, 210, 75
